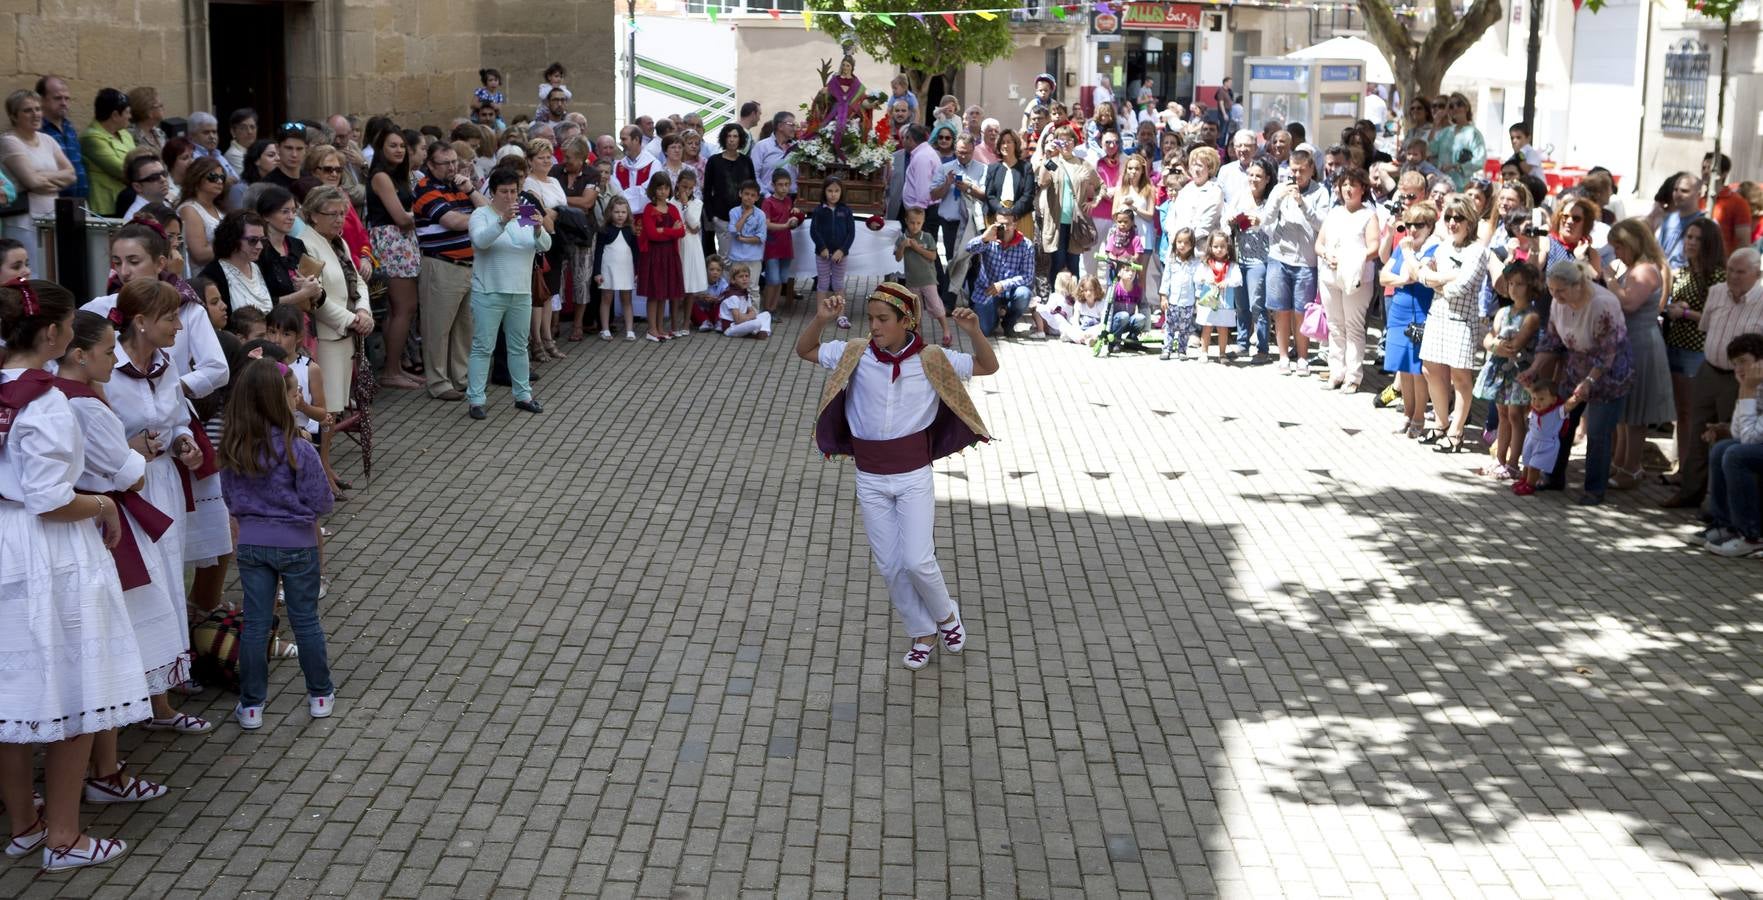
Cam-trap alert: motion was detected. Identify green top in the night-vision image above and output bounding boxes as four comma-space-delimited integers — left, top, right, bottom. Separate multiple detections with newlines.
897, 230, 937, 287
79, 122, 134, 217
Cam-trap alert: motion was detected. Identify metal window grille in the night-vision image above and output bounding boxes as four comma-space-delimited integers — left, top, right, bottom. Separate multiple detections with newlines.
1662, 39, 1710, 135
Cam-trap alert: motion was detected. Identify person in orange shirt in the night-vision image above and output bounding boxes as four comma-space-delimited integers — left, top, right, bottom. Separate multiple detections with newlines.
1701, 151, 1753, 255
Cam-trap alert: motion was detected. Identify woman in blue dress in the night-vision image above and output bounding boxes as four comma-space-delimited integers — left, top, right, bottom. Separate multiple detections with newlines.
1379, 200, 1440, 437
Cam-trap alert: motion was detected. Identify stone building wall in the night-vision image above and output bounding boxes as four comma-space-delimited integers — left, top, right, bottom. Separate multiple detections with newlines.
0, 0, 614, 133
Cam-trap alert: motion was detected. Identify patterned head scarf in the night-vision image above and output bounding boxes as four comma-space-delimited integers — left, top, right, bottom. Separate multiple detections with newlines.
868, 281, 919, 333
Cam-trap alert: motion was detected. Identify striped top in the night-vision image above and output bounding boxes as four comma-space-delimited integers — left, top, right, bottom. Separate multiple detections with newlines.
413, 173, 474, 264
1701, 280, 1763, 369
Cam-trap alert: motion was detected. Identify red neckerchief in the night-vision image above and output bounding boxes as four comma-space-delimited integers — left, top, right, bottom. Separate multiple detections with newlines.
1552, 232, 1583, 253
116, 350, 168, 388
869, 333, 923, 383
51, 376, 102, 404
0, 369, 54, 444
1208, 258, 1231, 283
1001, 230, 1025, 249
1531, 399, 1567, 436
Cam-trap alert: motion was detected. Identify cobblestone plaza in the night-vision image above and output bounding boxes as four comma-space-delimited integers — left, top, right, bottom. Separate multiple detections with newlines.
9, 311, 1762, 899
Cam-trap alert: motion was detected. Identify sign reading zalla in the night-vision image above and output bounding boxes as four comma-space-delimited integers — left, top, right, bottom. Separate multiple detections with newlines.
1090, 2, 1203, 34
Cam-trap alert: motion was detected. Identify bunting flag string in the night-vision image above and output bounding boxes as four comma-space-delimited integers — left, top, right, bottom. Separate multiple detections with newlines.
694, 1, 1365, 27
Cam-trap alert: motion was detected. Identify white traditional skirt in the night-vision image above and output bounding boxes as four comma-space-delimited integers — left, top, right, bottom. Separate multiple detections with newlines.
184, 470, 232, 566
130, 455, 193, 693
0, 504, 152, 743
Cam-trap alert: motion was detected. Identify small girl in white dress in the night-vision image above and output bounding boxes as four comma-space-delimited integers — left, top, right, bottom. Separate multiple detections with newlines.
676, 169, 708, 339
593, 197, 638, 341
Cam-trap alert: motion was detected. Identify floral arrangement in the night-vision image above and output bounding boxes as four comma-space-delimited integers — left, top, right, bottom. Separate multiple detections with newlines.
788, 121, 893, 177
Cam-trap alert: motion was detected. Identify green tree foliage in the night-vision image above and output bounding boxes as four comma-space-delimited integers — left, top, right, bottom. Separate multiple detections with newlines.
807, 0, 1014, 99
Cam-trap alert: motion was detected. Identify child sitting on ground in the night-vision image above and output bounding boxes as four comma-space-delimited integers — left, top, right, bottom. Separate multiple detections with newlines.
1099, 267, 1146, 356
719, 263, 771, 338
1070, 275, 1108, 346
695, 255, 726, 332
1034, 271, 1079, 340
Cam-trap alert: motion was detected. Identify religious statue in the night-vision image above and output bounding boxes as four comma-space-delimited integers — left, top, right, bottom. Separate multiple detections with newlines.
824, 54, 864, 159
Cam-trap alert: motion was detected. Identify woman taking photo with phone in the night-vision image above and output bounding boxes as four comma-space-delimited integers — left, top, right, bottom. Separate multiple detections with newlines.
1034, 123, 1101, 284
463, 168, 552, 421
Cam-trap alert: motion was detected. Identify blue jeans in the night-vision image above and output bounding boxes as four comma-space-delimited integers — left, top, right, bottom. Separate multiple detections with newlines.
466, 290, 532, 406
236, 544, 333, 709
1109, 310, 1147, 339
1236, 258, 1268, 353
971, 285, 1032, 335
1264, 258, 1317, 313
1548, 399, 1623, 497
1709, 439, 1763, 538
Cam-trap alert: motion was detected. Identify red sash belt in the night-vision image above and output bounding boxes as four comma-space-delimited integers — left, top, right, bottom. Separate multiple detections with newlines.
850, 430, 933, 476
77, 490, 173, 592
174, 413, 218, 512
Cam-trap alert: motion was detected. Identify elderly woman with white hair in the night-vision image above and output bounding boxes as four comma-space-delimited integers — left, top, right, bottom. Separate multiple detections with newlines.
1520, 259, 1635, 505
974, 117, 1001, 165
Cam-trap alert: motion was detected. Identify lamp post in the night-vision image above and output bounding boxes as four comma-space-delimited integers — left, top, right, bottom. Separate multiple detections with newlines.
626, 0, 638, 127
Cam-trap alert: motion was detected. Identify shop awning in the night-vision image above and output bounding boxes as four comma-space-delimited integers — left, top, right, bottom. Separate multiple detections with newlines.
1284, 36, 1395, 84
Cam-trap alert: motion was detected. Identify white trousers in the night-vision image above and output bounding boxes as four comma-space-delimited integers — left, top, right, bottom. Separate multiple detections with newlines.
855, 466, 956, 638
724, 312, 772, 338
1319, 262, 1375, 386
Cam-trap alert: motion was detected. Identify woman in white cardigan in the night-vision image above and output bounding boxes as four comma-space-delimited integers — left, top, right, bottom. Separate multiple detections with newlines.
298, 185, 375, 416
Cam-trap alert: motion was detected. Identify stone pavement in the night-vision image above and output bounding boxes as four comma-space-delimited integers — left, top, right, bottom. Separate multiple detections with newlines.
7, 309, 1763, 900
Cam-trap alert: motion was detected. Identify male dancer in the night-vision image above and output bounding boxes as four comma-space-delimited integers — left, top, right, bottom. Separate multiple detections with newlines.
796, 283, 998, 669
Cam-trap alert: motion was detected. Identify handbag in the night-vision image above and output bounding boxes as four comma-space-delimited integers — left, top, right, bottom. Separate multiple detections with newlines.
1300, 300, 1329, 342
1404, 320, 1425, 346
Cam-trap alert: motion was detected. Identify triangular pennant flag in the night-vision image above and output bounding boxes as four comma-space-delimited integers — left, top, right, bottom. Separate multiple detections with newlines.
627, 17, 640, 32
1096, 1, 1113, 12
706, 3, 717, 22
839, 11, 854, 27
802, 8, 812, 28
910, 12, 926, 23
767, 7, 780, 18
876, 12, 895, 25
975, 10, 998, 19
1050, 5, 1067, 17
941, 11, 959, 28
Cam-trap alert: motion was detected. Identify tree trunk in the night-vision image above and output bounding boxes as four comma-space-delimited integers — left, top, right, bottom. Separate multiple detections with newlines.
1359, 0, 1503, 105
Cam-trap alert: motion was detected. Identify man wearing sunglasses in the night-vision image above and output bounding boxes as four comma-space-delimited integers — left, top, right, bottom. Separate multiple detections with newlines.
120, 153, 170, 220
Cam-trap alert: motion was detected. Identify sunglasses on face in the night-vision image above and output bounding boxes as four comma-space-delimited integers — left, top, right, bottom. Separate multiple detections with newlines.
1443, 214, 1469, 223
317, 165, 343, 174
1430, 103, 1446, 109
243, 236, 265, 246
203, 172, 225, 183
1568, 213, 1586, 223
136, 171, 166, 183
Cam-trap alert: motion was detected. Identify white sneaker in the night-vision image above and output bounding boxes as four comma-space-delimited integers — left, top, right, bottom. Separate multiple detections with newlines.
698, 321, 714, 332
42, 836, 127, 872
1296, 359, 1312, 376
837, 316, 852, 329
1697, 526, 1738, 548
902, 642, 933, 670
1708, 535, 1763, 558
234, 704, 263, 730
309, 693, 335, 719
600, 330, 613, 341
624, 330, 637, 342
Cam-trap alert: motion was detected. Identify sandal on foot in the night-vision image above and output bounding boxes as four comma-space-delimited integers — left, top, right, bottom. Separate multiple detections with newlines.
42, 836, 127, 872
5, 817, 45, 859
902, 642, 934, 671
142, 713, 215, 735
83, 764, 169, 804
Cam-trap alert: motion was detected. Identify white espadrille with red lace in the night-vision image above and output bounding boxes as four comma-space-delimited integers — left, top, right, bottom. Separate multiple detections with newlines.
5, 818, 45, 859
42, 836, 127, 872
903, 642, 934, 670
937, 607, 967, 654
83, 764, 169, 805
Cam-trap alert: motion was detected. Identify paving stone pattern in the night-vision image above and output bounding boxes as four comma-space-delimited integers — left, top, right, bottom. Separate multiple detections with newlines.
9, 313, 1763, 899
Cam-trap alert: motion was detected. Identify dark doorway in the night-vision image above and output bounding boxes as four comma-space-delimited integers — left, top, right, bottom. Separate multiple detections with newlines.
1125, 33, 1197, 112
924, 74, 950, 124
209, 2, 286, 127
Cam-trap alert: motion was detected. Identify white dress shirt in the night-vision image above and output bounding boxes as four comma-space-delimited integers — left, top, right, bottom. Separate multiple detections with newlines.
817, 339, 975, 440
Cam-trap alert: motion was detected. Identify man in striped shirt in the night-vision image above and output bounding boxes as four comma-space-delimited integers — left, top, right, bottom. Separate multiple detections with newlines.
412, 142, 485, 401
1669, 247, 1763, 507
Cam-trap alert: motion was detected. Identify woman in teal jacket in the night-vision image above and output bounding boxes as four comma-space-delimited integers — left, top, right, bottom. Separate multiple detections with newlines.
465, 165, 553, 419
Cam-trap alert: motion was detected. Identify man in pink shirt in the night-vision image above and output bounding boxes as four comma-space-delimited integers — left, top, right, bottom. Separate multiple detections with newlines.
1088, 132, 1122, 277
900, 124, 938, 214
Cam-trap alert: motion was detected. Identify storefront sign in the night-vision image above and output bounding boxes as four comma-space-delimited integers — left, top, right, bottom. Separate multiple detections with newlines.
1090, 2, 1203, 35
